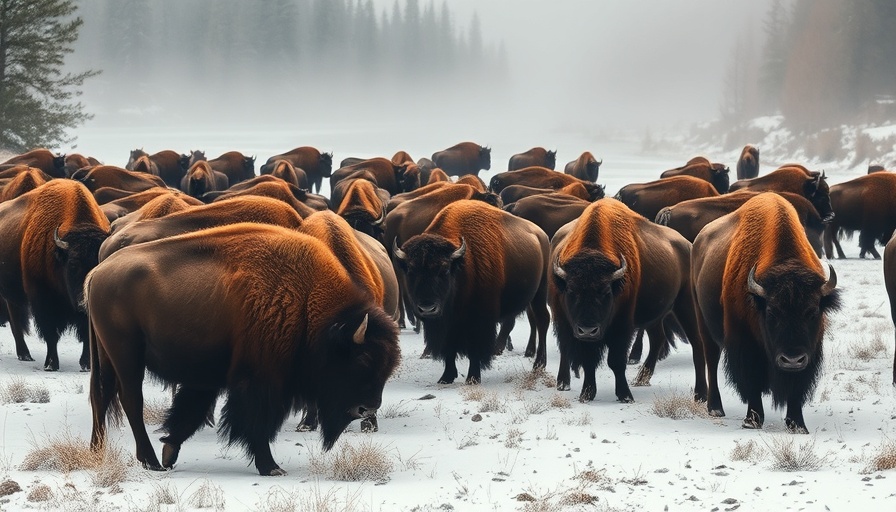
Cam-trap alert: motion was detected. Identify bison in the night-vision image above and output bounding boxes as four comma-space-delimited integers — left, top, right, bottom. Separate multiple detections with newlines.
260, 146, 333, 194
180, 161, 229, 199
549, 198, 706, 402
0, 167, 51, 202
727, 165, 834, 222
393, 200, 550, 382
489, 166, 590, 194
503, 192, 591, 239
660, 160, 730, 194
267, 159, 309, 190
431, 142, 491, 177
86, 223, 401, 475
205, 175, 321, 217
1, 148, 66, 178
208, 151, 256, 185
614, 175, 720, 221
691, 192, 839, 432
78, 165, 167, 194
508, 147, 557, 171
126, 150, 190, 189
335, 179, 388, 243
823, 172, 896, 259
63, 153, 96, 177
564, 152, 602, 182
499, 181, 604, 206
330, 158, 411, 196
883, 233, 896, 385
0, 180, 110, 370
737, 145, 760, 180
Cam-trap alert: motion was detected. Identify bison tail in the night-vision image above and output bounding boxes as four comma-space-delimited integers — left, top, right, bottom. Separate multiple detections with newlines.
655, 207, 673, 225
88, 314, 124, 429
657, 314, 689, 361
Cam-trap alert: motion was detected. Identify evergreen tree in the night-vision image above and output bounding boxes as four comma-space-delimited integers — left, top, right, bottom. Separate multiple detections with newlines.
758, 0, 790, 113
0, 0, 99, 151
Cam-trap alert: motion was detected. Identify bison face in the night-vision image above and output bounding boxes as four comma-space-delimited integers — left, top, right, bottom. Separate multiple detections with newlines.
55, 225, 110, 313
546, 151, 557, 170
585, 183, 606, 202
586, 159, 602, 182
316, 307, 400, 451
479, 147, 492, 171
747, 264, 840, 372
805, 175, 835, 222
711, 165, 730, 193
393, 234, 466, 319
553, 251, 626, 341
320, 152, 334, 177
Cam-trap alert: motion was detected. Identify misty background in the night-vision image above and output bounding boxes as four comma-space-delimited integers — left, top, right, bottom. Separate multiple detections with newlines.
66, 0, 896, 166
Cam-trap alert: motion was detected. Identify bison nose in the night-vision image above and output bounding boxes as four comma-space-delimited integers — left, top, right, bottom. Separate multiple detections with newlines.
355, 406, 378, 419
776, 352, 809, 370
574, 324, 601, 340
416, 303, 440, 317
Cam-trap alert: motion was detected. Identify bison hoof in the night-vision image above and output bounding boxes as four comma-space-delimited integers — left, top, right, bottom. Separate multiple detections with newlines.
18, 354, 34, 362
161, 442, 180, 468
524, 349, 535, 358
465, 376, 481, 385
80, 364, 90, 372
627, 358, 640, 366
360, 417, 379, 433
742, 412, 763, 429
43, 365, 58, 372
557, 382, 571, 391
142, 460, 168, 472
579, 389, 596, 402
295, 423, 317, 432
785, 418, 809, 434
617, 395, 634, 403
259, 466, 287, 476
708, 408, 725, 418
437, 378, 455, 385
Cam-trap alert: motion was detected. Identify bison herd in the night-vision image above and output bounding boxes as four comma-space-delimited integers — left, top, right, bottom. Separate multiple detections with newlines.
0, 143, 893, 475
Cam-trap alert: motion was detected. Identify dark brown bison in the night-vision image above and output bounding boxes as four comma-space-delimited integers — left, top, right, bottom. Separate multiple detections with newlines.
180, 161, 229, 199
330, 158, 413, 196
100, 188, 201, 224
549, 198, 706, 402
0, 148, 66, 178
489, 166, 590, 193
431, 142, 491, 177
0, 167, 51, 202
660, 161, 730, 194
126, 149, 190, 189
391, 151, 414, 166
656, 191, 825, 256
499, 181, 605, 205
386, 181, 450, 214
0, 180, 110, 370
106, 193, 200, 231
87, 223, 401, 475
824, 172, 896, 259
206, 175, 321, 217
692, 193, 839, 432
883, 233, 896, 385
129, 155, 159, 175
614, 175, 720, 221
426, 168, 450, 185
736, 145, 760, 180
503, 193, 590, 239
78, 165, 167, 194
564, 151, 602, 182
267, 159, 309, 190
727, 165, 834, 222
393, 200, 550, 381
99, 196, 304, 262
335, 179, 387, 242
260, 146, 333, 194
509, 147, 557, 171
207, 151, 256, 185
868, 164, 886, 174
63, 153, 96, 177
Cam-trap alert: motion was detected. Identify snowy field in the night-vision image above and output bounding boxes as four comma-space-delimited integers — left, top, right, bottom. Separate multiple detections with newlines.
0, 124, 894, 511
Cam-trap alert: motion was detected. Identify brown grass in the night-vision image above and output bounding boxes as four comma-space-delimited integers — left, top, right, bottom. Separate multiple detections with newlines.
848, 334, 888, 362
258, 486, 363, 512
548, 394, 572, 409
459, 386, 504, 413
864, 438, 896, 473
505, 428, 524, 449
651, 390, 708, 419
730, 439, 763, 462
19, 430, 133, 487
188, 479, 226, 510
26, 483, 52, 502
1, 377, 50, 404
764, 436, 829, 472
309, 438, 393, 482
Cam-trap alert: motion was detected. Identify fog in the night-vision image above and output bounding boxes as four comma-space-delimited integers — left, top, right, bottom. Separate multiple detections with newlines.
71, 0, 772, 158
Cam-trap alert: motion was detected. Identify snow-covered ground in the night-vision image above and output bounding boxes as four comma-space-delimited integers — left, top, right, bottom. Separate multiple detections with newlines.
0, 126, 895, 511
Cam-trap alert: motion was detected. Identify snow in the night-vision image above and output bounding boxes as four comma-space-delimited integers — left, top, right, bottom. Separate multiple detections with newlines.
1, 127, 895, 511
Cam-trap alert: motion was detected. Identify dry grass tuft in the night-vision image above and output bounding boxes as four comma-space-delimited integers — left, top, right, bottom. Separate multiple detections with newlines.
0, 479, 22, 496
150, 483, 179, 508
864, 438, 896, 473
460, 386, 504, 413
564, 412, 592, 426
651, 390, 707, 420
459, 385, 485, 401
258, 486, 362, 512
548, 394, 572, 409
848, 334, 888, 361
730, 439, 763, 462
764, 435, 829, 472
379, 400, 414, 419
505, 428, 524, 449
1, 377, 50, 404
188, 479, 226, 510
310, 438, 393, 482
524, 399, 549, 416
26, 483, 52, 502
143, 397, 169, 425
19, 431, 133, 487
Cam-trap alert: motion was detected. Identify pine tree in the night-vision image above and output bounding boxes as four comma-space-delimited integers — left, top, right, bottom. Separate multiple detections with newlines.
0, 0, 99, 151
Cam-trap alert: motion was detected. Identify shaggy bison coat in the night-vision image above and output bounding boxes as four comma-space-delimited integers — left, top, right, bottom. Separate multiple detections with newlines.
614, 175, 720, 221
508, 147, 557, 171
823, 172, 896, 259
431, 142, 491, 177
260, 146, 333, 194
691, 193, 839, 433
0, 167, 51, 202
564, 151, 602, 182
498, 181, 604, 206
660, 161, 730, 194
503, 193, 591, 239
736, 145, 760, 180
87, 223, 401, 475
727, 165, 834, 222
126, 150, 190, 189
208, 151, 256, 185
334, 178, 388, 242
549, 199, 706, 402
180, 161, 229, 199
78, 165, 168, 195
0, 180, 110, 370
489, 166, 587, 194
0, 148, 66, 178
206, 176, 320, 218
393, 200, 551, 382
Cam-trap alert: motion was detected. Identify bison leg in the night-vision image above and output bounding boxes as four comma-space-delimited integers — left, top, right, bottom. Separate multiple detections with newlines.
437, 353, 459, 384
633, 323, 664, 387
859, 230, 881, 259
823, 224, 846, 259
628, 329, 644, 365
3, 299, 33, 362
74, 317, 91, 371
89, 336, 120, 452
465, 357, 482, 385
556, 343, 572, 391
159, 386, 220, 468
296, 404, 319, 432
117, 361, 164, 470
579, 357, 598, 402
608, 341, 634, 403
784, 398, 809, 434
672, 293, 709, 403
530, 292, 550, 371
221, 383, 288, 476
494, 317, 515, 356
742, 393, 765, 430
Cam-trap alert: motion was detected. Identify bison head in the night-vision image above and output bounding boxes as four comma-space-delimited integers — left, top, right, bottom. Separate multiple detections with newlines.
393, 234, 466, 319
546, 150, 557, 170
747, 262, 839, 375
552, 250, 626, 341
55, 225, 110, 313
320, 152, 334, 177
479, 146, 492, 171
804, 173, 834, 223
711, 164, 730, 193
243, 155, 256, 173
586, 158, 602, 182
315, 306, 400, 450
584, 183, 606, 202
178, 153, 191, 171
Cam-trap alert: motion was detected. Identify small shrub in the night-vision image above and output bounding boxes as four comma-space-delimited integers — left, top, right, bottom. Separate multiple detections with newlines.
524, 399, 549, 416
310, 439, 393, 482
188, 479, 226, 510
730, 439, 763, 462
765, 436, 828, 472
26, 483, 52, 502
379, 400, 413, 419
564, 412, 592, 426
0, 479, 22, 497
864, 439, 896, 473
258, 486, 362, 512
651, 391, 707, 420
19, 431, 133, 487
505, 428, 523, 449
548, 394, 571, 409
1, 378, 50, 404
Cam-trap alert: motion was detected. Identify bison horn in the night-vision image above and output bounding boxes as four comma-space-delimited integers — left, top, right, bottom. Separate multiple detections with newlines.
54, 227, 69, 251
353, 313, 368, 344
372, 206, 386, 226
611, 255, 627, 281
747, 266, 766, 298
553, 258, 567, 281
597, 159, 603, 165
451, 237, 467, 261
821, 263, 837, 296
392, 239, 407, 261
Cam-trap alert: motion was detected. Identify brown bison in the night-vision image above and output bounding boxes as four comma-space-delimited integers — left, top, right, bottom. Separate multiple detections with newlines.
391, 151, 414, 166
206, 175, 322, 217
736, 145, 760, 180
499, 181, 605, 205
426, 168, 450, 185
0, 167, 51, 202
508, 147, 557, 171
614, 175, 720, 221
180, 161, 229, 199
129, 155, 159, 176
691, 193, 839, 432
564, 151, 602, 182
1, 148, 66, 178
100, 188, 202, 224
260, 146, 333, 194
330, 158, 412, 196
727, 165, 834, 222
127, 149, 190, 189
393, 200, 550, 381
0, 180, 110, 370
267, 159, 309, 190
98, 196, 304, 262
503, 193, 590, 239
78, 165, 167, 194
549, 198, 706, 402
335, 179, 388, 242
63, 153, 96, 177
489, 166, 590, 193
431, 142, 491, 177
386, 182, 450, 214
656, 191, 825, 256
207, 151, 256, 185
87, 223, 401, 475
106, 193, 200, 232
883, 233, 896, 385
824, 172, 896, 259
660, 160, 730, 194
868, 164, 886, 174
